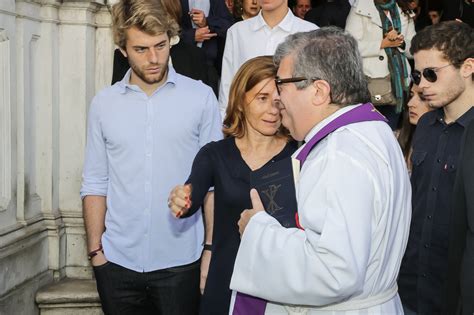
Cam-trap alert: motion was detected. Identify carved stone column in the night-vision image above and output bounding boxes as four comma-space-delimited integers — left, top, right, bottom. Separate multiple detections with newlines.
57, 0, 106, 279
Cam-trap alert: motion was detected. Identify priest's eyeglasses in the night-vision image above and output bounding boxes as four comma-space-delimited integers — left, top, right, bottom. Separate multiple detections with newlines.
274, 76, 320, 96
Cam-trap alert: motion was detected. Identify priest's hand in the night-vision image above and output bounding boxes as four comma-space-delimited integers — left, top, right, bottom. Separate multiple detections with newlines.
168, 184, 192, 218
238, 189, 264, 237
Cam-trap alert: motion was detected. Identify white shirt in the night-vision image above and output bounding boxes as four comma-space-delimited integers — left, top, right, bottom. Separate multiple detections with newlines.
230, 105, 411, 314
218, 9, 317, 118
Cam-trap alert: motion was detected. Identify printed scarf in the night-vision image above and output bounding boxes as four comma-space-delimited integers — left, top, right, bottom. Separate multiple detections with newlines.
376, 0, 409, 113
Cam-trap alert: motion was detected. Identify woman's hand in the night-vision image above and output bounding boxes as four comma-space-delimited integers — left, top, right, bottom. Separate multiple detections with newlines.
380, 32, 405, 49
385, 29, 399, 41
168, 184, 192, 218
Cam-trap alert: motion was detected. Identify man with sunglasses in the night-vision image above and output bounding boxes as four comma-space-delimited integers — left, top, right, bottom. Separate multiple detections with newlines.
398, 21, 474, 315
230, 27, 412, 313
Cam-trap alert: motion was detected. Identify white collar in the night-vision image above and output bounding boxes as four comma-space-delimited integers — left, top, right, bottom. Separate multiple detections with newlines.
250, 8, 295, 32
303, 104, 361, 143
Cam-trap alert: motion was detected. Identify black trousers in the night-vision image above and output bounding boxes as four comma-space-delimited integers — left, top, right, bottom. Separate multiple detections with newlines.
93, 260, 200, 315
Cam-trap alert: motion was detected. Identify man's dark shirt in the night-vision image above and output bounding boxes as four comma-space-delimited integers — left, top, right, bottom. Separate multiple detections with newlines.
398, 107, 474, 314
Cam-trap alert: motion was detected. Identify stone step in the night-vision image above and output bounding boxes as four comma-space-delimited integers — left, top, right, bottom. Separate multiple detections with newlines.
36, 278, 103, 315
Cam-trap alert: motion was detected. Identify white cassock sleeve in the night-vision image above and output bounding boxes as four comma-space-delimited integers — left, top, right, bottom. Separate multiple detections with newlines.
230, 149, 379, 306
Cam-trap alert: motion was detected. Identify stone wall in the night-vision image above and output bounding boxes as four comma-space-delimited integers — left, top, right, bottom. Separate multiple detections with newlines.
0, 0, 114, 313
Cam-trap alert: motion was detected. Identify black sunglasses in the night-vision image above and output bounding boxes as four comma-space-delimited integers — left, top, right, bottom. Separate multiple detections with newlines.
411, 63, 454, 85
274, 76, 320, 96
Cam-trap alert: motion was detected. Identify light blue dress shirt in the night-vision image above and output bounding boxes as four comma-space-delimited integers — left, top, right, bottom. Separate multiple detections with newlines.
80, 67, 222, 272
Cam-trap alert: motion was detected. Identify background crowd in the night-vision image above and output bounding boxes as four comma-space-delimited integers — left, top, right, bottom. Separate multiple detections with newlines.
82, 0, 474, 314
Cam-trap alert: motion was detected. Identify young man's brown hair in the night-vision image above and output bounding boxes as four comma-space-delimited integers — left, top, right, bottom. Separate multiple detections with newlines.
111, 0, 180, 49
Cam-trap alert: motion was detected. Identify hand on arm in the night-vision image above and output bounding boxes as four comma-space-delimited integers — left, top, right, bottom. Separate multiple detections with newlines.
238, 189, 264, 237
200, 192, 214, 294
168, 184, 192, 218
83, 195, 108, 267
194, 27, 217, 43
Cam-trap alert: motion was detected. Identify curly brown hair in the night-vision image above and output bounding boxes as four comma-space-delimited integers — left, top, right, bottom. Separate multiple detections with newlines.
410, 21, 474, 73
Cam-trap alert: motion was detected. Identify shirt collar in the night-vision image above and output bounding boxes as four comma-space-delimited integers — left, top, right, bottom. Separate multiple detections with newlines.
430, 106, 474, 127
251, 8, 295, 32
117, 65, 177, 95
293, 104, 360, 158
303, 104, 360, 144
456, 106, 474, 127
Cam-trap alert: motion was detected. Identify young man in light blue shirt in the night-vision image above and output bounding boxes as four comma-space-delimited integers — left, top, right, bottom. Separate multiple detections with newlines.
80, 0, 222, 313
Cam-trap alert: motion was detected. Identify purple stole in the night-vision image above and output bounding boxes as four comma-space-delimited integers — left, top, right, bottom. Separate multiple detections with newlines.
231, 103, 387, 315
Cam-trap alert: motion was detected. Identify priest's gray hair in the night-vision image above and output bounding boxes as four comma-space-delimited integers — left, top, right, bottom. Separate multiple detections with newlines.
274, 27, 371, 106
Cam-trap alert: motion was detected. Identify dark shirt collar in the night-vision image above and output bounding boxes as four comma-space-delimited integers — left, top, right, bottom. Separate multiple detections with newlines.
430, 106, 474, 127
456, 106, 474, 127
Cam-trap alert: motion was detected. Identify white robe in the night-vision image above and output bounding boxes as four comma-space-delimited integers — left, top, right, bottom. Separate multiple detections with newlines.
230, 105, 412, 314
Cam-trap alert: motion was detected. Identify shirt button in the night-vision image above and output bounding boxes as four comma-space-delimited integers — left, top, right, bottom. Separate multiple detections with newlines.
427, 215, 432, 219
432, 187, 437, 191
379, 56, 384, 61
422, 273, 427, 278
437, 159, 441, 163
424, 243, 429, 248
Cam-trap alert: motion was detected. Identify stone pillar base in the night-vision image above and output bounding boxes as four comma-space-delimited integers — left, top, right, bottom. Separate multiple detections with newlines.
36, 278, 103, 315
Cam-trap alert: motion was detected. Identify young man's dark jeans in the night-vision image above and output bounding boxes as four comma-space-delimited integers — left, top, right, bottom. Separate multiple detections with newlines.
93, 260, 200, 315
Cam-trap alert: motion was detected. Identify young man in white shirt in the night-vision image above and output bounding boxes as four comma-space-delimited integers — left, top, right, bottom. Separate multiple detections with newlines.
218, 0, 317, 117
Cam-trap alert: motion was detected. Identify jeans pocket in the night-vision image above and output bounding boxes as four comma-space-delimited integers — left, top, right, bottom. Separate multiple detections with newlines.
92, 261, 111, 270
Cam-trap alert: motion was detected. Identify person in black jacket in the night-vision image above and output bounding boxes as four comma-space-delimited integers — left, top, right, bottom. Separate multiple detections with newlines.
398, 21, 474, 315
304, 0, 351, 29
180, 0, 234, 75
441, 0, 474, 27
446, 119, 474, 315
